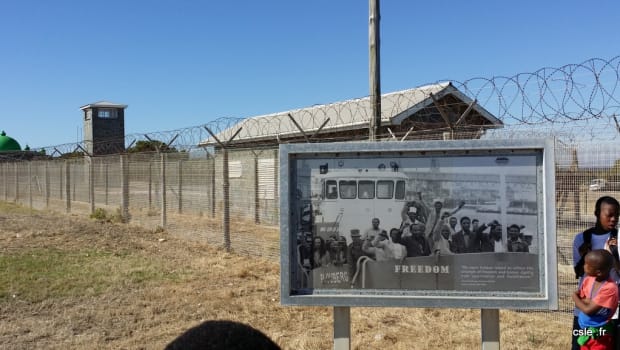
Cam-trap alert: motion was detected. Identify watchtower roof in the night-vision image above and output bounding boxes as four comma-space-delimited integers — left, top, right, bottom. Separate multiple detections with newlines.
80, 101, 128, 110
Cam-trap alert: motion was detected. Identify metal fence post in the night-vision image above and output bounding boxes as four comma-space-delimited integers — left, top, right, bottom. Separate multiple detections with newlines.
72, 162, 76, 201
59, 162, 63, 200
71, 160, 78, 201
65, 160, 71, 213
222, 149, 230, 250
161, 152, 167, 228
148, 160, 152, 209
273, 148, 279, 220
254, 154, 260, 224
210, 156, 216, 218
45, 162, 50, 208
28, 162, 32, 209
203, 125, 241, 250
120, 154, 130, 221
104, 161, 109, 206
89, 156, 95, 214
178, 160, 183, 214
571, 147, 580, 220
14, 162, 19, 203
3, 163, 7, 202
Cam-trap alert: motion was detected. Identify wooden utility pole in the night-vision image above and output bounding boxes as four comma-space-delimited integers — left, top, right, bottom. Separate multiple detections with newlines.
369, 0, 381, 141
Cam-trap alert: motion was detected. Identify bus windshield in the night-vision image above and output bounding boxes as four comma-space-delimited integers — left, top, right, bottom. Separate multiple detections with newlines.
377, 180, 394, 199
359, 180, 375, 199
339, 180, 357, 199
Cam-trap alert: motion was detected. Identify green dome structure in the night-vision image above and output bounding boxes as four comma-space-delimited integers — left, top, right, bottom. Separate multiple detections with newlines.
0, 131, 22, 152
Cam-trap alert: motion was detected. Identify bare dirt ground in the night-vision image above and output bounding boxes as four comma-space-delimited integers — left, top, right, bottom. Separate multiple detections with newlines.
0, 203, 571, 349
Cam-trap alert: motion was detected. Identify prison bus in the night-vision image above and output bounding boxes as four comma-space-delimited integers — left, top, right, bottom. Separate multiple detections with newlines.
305, 167, 417, 289
312, 167, 409, 244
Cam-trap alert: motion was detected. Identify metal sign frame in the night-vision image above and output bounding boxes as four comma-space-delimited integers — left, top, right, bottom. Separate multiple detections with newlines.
280, 139, 557, 309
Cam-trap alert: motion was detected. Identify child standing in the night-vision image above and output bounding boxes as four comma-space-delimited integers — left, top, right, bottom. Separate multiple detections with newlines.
572, 249, 619, 349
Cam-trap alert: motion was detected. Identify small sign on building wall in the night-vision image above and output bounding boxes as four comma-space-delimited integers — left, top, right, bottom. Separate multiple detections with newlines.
228, 161, 242, 178
258, 158, 276, 200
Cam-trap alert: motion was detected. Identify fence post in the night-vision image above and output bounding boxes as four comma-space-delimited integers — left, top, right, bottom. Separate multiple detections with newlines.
3, 163, 7, 201
160, 152, 167, 228
45, 162, 50, 207
89, 156, 95, 214
59, 162, 63, 200
14, 162, 19, 203
254, 154, 260, 224
72, 162, 76, 201
273, 148, 279, 221
104, 161, 109, 206
148, 160, 152, 209
65, 160, 71, 213
28, 162, 32, 209
204, 126, 241, 252
210, 155, 216, 218
178, 160, 183, 214
154, 158, 160, 210
571, 147, 581, 221
222, 148, 230, 250
120, 154, 130, 222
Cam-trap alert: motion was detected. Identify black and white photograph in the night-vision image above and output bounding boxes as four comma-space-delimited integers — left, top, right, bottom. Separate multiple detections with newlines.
281, 140, 556, 308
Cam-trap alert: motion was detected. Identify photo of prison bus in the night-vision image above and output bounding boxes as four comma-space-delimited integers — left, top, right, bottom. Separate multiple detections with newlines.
311, 168, 409, 244
298, 160, 541, 292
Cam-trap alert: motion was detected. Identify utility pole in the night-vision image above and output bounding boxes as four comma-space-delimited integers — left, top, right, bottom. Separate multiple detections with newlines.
369, 0, 381, 141
334, 5, 382, 350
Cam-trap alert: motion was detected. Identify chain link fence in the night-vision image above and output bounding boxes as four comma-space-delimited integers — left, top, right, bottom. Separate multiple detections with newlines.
3, 132, 619, 316
2, 56, 620, 325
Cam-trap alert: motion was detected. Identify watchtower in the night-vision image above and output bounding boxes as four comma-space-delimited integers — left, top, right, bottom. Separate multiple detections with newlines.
81, 101, 127, 155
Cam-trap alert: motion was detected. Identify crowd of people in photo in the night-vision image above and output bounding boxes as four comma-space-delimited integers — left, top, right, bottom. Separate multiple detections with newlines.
297, 195, 533, 277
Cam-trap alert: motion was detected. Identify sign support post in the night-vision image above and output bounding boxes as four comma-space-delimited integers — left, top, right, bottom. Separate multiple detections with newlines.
333, 306, 351, 350
481, 309, 500, 350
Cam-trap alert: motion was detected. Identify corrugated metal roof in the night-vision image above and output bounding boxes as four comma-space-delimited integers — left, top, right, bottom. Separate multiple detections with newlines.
200, 82, 501, 146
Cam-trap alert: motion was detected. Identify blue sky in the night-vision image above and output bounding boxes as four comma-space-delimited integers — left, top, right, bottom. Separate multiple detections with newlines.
1, 0, 619, 148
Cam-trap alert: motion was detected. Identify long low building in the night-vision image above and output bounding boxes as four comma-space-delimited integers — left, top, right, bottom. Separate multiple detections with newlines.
199, 82, 503, 148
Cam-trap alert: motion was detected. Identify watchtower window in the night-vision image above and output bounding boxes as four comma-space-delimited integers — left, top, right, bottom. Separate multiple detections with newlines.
98, 109, 117, 119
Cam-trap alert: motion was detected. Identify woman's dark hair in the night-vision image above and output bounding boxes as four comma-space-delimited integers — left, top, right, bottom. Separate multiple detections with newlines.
313, 236, 327, 255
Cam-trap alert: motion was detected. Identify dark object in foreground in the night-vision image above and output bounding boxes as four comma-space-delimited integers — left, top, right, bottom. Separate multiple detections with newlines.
165, 320, 281, 350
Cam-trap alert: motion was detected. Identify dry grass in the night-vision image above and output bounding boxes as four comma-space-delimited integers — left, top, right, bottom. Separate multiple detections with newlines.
0, 202, 571, 349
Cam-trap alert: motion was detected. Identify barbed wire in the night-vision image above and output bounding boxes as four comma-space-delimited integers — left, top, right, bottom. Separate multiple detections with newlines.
453, 56, 620, 124
21, 56, 620, 156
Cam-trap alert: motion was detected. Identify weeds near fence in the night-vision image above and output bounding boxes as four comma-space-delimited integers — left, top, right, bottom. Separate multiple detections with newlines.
0, 248, 183, 302
89, 207, 126, 223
